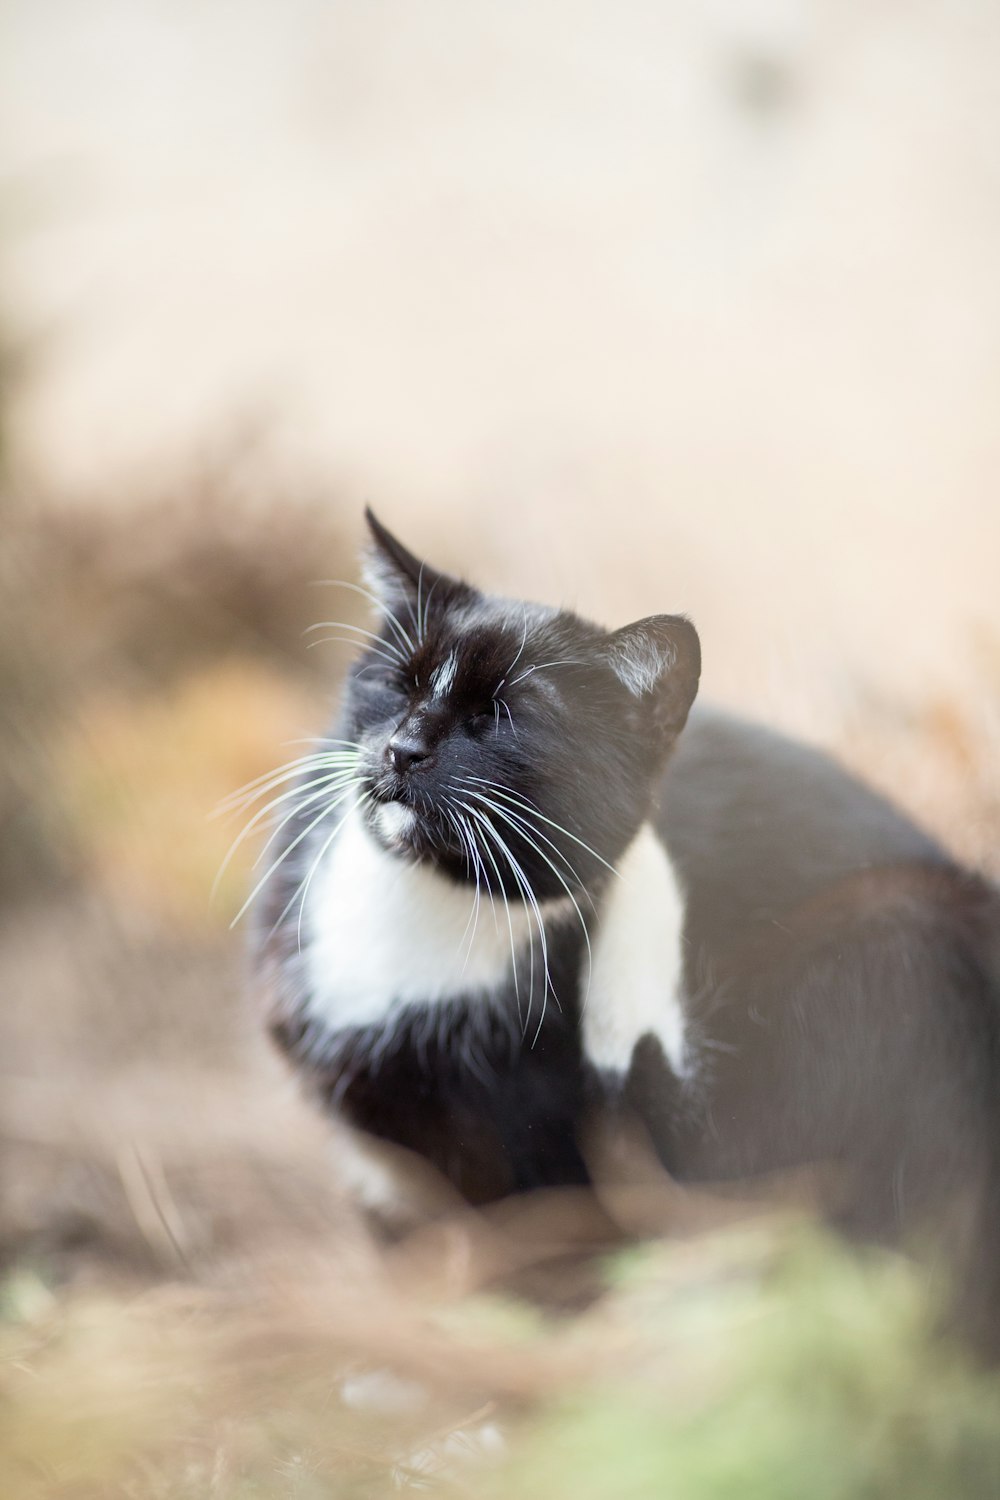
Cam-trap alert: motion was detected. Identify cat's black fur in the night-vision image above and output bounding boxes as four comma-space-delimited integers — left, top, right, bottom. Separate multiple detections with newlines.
255, 511, 1000, 1354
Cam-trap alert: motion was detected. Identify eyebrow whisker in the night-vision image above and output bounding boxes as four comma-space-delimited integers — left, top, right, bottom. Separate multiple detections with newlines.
508, 658, 585, 687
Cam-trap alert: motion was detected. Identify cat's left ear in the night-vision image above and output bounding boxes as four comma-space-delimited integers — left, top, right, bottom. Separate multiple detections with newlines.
362, 508, 471, 624
602, 614, 701, 741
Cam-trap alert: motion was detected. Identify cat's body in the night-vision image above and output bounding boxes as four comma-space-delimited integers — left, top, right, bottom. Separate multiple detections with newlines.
251, 512, 1000, 1352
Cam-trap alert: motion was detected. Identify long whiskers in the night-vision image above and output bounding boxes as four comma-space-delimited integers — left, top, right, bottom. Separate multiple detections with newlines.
464, 777, 620, 878
291, 792, 371, 951
455, 798, 553, 1043
213, 763, 361, 897
442, 805, 485, 975
229, 778, 365, 930
215, 749, 360, 814
216, 734, 367, 934
304, 620, 405, 669
313, 579, 417, 657
508, 658, 585, 687
240, 785, 370, 952
453, 800, 525, 1026
419, 571, 441, 645
497, 698, 519, 741
454, 779, 595, 1018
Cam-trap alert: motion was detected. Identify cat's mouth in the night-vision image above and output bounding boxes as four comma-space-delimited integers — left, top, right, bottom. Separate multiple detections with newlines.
364, 777, 452, 861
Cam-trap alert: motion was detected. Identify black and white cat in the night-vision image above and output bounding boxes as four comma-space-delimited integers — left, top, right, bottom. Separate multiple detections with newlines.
250, 510, 1000, 1351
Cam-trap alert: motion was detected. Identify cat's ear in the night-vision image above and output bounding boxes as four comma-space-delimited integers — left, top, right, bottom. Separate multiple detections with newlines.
362, 508, 469, 624
602, 614, 701, 740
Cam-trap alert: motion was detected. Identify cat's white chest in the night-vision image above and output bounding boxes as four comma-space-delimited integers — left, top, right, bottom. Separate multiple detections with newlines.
302, 809, 689, 1078
303, 809, 535, 1034
583, 823, 689, 1078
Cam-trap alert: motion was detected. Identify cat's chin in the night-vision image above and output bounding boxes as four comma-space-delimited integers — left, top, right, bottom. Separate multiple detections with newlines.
365, 799, 448, 866
368, 800, 420, 855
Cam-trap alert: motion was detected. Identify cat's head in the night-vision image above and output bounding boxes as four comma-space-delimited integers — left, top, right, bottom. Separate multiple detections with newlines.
339, 509, 700, 896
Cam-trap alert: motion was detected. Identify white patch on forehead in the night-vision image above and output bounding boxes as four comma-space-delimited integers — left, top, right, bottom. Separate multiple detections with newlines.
430, 651, 458, 697
304, 807, 570, 1038
582, 823, 689, 1078
452, 597, 568, 698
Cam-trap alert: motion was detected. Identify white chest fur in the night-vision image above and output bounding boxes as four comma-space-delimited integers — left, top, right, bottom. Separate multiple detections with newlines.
303, 811, 688, 1077
582, 823, 689, 1078
304, 809, 546, 1035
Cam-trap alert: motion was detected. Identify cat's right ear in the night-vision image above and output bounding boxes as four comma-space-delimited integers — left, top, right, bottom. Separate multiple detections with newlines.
362, 508, 470, 627
602, 613, 701, 744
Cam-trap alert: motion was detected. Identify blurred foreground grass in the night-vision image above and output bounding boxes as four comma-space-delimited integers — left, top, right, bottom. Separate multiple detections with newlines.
4, 1224, 1000, 1500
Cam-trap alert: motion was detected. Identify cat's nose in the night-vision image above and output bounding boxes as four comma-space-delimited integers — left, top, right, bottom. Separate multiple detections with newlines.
387, 733, 430, 774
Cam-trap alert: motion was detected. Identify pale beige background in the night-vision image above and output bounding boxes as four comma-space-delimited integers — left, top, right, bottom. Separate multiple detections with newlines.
3, 0, 999, 719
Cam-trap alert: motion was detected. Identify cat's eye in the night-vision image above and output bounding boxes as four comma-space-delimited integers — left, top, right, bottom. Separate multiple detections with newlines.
466, 709, 495, 736
361, 665, 409, 694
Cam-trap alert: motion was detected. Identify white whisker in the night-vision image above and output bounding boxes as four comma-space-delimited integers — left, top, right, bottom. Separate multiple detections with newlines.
449, 801, 501, 940
459, 800, 552, 1044
273, 736, 368, 761
468, 813, 500, 936
465, 777, 620, 877
294, 794, 371, 951
443, 806, 483, 975
508, 658, 585, 687
306, 634, 402, 668
421, 575, 440, 643
458, 782, 593, 1011
414, 561, 425, 645
498, 699, 519, 741
230, 782, 364, 929
314, 579, 416, 656
458, 801, 523, 1023
216, 759, 360, 819
215, 750, 359, 814
214, 767, 361, 897
303, 620, 406, 663
250, 773, 363, 871
507, 606, 529, 679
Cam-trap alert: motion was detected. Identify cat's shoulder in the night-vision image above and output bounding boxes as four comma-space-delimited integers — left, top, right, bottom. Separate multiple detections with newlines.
657, 703, 947, 922
665, 704, 941, 849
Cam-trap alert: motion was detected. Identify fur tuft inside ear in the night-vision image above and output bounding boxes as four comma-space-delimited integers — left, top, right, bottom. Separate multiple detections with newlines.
363, 508, 432, 590
360, 508, 477, 649
603, 614, 701, 739
361, 507, 466, 620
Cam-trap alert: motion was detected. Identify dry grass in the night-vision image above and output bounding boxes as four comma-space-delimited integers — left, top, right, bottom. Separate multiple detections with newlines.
5, 1218, 1000, 1499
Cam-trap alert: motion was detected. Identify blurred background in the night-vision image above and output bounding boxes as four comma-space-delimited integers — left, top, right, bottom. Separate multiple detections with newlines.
2, 2, 1000, 1495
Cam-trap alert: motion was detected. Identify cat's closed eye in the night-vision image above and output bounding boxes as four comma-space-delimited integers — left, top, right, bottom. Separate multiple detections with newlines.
465, 709, 495, 736
359, 665, 411, 696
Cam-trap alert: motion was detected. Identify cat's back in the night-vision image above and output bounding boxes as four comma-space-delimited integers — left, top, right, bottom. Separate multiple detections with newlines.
657, 705, 948, 950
